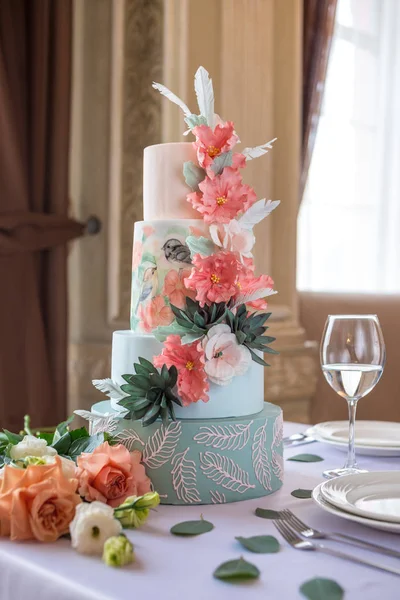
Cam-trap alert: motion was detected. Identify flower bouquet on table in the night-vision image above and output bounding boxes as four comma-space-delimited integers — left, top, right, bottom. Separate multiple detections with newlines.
0, 416, 159, 567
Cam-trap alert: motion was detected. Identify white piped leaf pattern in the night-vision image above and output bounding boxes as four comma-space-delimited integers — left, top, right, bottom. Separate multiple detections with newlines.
193, 422, 253, 451
142, 421, 182, 469
171, 447, 201, 504
210, 490, 226, 504
113, 429, 145, 450
200, 452, 255, 494
252, 421, 272, 490
271, 413, 284, 482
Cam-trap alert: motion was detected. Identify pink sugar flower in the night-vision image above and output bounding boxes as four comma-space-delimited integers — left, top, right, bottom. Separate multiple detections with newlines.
209, 220, 255, 259
138, 296, 173, 332
184, 251, 240, 307
132, 241, 143, 271
153, 335, 209, 405
187, 168, 257, 224
236, 259, 275, 311
162, 269, 194, 309
193, 121, 239, 170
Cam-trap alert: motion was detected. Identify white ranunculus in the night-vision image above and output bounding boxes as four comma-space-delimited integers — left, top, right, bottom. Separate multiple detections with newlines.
70, 501, 122, 555
10, 435, 57, 461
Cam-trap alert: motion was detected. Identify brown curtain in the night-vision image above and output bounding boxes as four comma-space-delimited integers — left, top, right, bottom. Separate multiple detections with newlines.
0, 0, 84, 429
301, 0, 337, 198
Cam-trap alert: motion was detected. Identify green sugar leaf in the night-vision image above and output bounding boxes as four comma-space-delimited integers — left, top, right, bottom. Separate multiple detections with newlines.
235, 535, 280, 554
170, 518, 214, 536
287, 454, 324, 463
184, 114, 208, 130
300, 578, 344, 600
291, 489, 313, 499
183, 161, 206, 191
211, 150, 233, 175
186, 235, 216, 258
213, 557, 260, 582
255, 508, 282, 520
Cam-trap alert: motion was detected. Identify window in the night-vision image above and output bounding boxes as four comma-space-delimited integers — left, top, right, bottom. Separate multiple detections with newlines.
297, 0, 400, 293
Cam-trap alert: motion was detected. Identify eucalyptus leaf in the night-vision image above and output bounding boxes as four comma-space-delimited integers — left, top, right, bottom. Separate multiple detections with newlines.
291, 489, 313, 499
288, 454, 324, 463
186, 235, 216, 258
213, 557, 260, 582
300, 578, 344, 600
211, 151, 233, 175
68, 433, 105, 461
235, 535, 280, 554
170, 518, 214, 536
183, 161, 206, 191
255, 508, 282, 520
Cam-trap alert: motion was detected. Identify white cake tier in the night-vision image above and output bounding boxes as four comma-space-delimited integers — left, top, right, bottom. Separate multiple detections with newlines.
130, 219, 207, 332
143, 143, 202, 221
111, 330, 264, 419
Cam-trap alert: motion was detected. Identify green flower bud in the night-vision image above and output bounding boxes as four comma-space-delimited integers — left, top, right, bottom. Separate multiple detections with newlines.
114, 492, 160, 529
103, 535, 134, 568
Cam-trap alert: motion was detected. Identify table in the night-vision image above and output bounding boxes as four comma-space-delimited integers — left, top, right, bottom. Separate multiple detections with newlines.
0, 421, 399, 600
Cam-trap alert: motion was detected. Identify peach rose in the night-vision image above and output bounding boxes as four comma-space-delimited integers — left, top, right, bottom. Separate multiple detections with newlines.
0, 458, 81, 542
76, 443, 151, 508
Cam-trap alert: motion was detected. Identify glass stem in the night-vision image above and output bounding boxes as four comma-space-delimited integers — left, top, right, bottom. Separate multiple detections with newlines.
344, 399, 358, 469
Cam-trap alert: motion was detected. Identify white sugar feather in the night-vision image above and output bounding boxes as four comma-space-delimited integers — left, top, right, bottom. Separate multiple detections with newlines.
152, 82, 192, 116
232, 288, 277, 309
194, 67, 214, 126
92, 378, 128, 401
238, 199, 280, 230
242, 137, 277, 161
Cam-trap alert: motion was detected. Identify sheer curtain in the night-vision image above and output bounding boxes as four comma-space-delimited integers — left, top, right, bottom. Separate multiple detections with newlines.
298, 0, 400, 293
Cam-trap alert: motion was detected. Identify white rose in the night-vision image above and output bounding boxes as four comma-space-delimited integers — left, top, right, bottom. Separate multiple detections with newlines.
69, 501, 122, 555
10, 435, 57, 461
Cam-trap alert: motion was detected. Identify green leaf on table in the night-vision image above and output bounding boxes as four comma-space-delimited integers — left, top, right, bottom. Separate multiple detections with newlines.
255, 508, 283, 520
300, 577, 344, 600
170, 517, 214, 536
291, 489, 313, 499
213, 557, 260, 582
287, 454, 324, 463
235, 535, 280, 554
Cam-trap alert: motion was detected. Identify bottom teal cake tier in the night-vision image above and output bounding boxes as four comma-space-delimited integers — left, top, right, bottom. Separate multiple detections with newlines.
90, 401, 284, 505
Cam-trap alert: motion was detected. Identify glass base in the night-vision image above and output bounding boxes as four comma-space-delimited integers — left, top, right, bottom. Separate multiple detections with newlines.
323, 467, 368, 480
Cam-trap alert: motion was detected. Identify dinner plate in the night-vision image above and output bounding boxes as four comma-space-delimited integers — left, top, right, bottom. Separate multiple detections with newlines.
320, 472, 400, 524
305, 421, 400, 457
312, 421, 400, 447
312, 482, 400, 534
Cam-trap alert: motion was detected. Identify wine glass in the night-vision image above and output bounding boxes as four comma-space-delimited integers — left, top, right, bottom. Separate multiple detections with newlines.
320, 315, 385, 479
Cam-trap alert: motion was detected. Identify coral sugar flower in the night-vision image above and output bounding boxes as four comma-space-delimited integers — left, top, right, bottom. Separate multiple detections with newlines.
153, 335, 209, 405
193, 121, 239, 169
236, 258, 275, 311
184, 251, 240, 306
187, 167, 257, 224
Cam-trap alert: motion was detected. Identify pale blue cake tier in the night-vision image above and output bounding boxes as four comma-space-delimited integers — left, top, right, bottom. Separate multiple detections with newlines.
91, 401, 283, 505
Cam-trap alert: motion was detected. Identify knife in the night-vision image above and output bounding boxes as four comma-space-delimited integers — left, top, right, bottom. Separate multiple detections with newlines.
283, 433, 316, 447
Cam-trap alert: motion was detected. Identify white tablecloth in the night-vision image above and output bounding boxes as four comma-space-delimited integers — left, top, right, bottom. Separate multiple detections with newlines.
1, 421, 399, 600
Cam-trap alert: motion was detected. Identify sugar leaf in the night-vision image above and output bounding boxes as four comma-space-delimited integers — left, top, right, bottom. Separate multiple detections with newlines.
238, 199, 281, 230
242, 137, 277, 161
183, 161, 206, 191
194, 66, 214, 126
186, 235, 216, 258
211, 151, 233, 175
152, 82, 191, 116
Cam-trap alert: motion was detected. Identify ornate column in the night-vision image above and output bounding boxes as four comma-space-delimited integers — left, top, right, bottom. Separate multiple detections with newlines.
163, 0, 318, 422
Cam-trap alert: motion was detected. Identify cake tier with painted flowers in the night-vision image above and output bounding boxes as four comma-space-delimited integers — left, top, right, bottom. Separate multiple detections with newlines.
85, 67, 284, 505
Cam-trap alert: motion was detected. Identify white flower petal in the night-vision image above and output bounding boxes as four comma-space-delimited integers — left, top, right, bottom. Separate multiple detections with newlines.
10, 435, 57, 461
205, 357, 235, 383
233, 344, 252, 376
70, 502, 122, 555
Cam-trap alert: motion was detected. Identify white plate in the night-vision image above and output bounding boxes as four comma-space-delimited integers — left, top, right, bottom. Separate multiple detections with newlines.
312, 482, 400, 534
312, 421, 400, 447
306, 422, 400, 457
320, 471, 400, 524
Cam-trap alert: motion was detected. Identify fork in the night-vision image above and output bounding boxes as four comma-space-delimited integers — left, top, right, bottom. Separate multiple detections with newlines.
281, 509, 400, 559
274, 519, 400, 576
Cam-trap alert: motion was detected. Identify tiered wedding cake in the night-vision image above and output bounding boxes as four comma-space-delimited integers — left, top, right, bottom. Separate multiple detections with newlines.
89, 67, 283, 505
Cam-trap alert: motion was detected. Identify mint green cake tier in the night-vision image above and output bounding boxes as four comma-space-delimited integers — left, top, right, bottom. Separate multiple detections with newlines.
91, 401, 283, 505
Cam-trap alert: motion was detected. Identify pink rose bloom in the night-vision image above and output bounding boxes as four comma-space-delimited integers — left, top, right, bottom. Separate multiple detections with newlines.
138, 296, 174, 332
236, 258, 275, 311
77, 443, 151, 508
153, 335, 209, 405
132, 241, 143, 271
162, 269, 194, 309
202, 324, 251, 386
184, 251, 240, 307
187, 168, 257, 224
209, 220, 255, 258
193, 121, 239, 169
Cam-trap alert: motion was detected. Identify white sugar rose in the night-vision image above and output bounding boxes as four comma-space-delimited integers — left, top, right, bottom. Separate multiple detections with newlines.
202, 324, 251, 386
70, 501, 122, 555
10, 435, 57, 461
